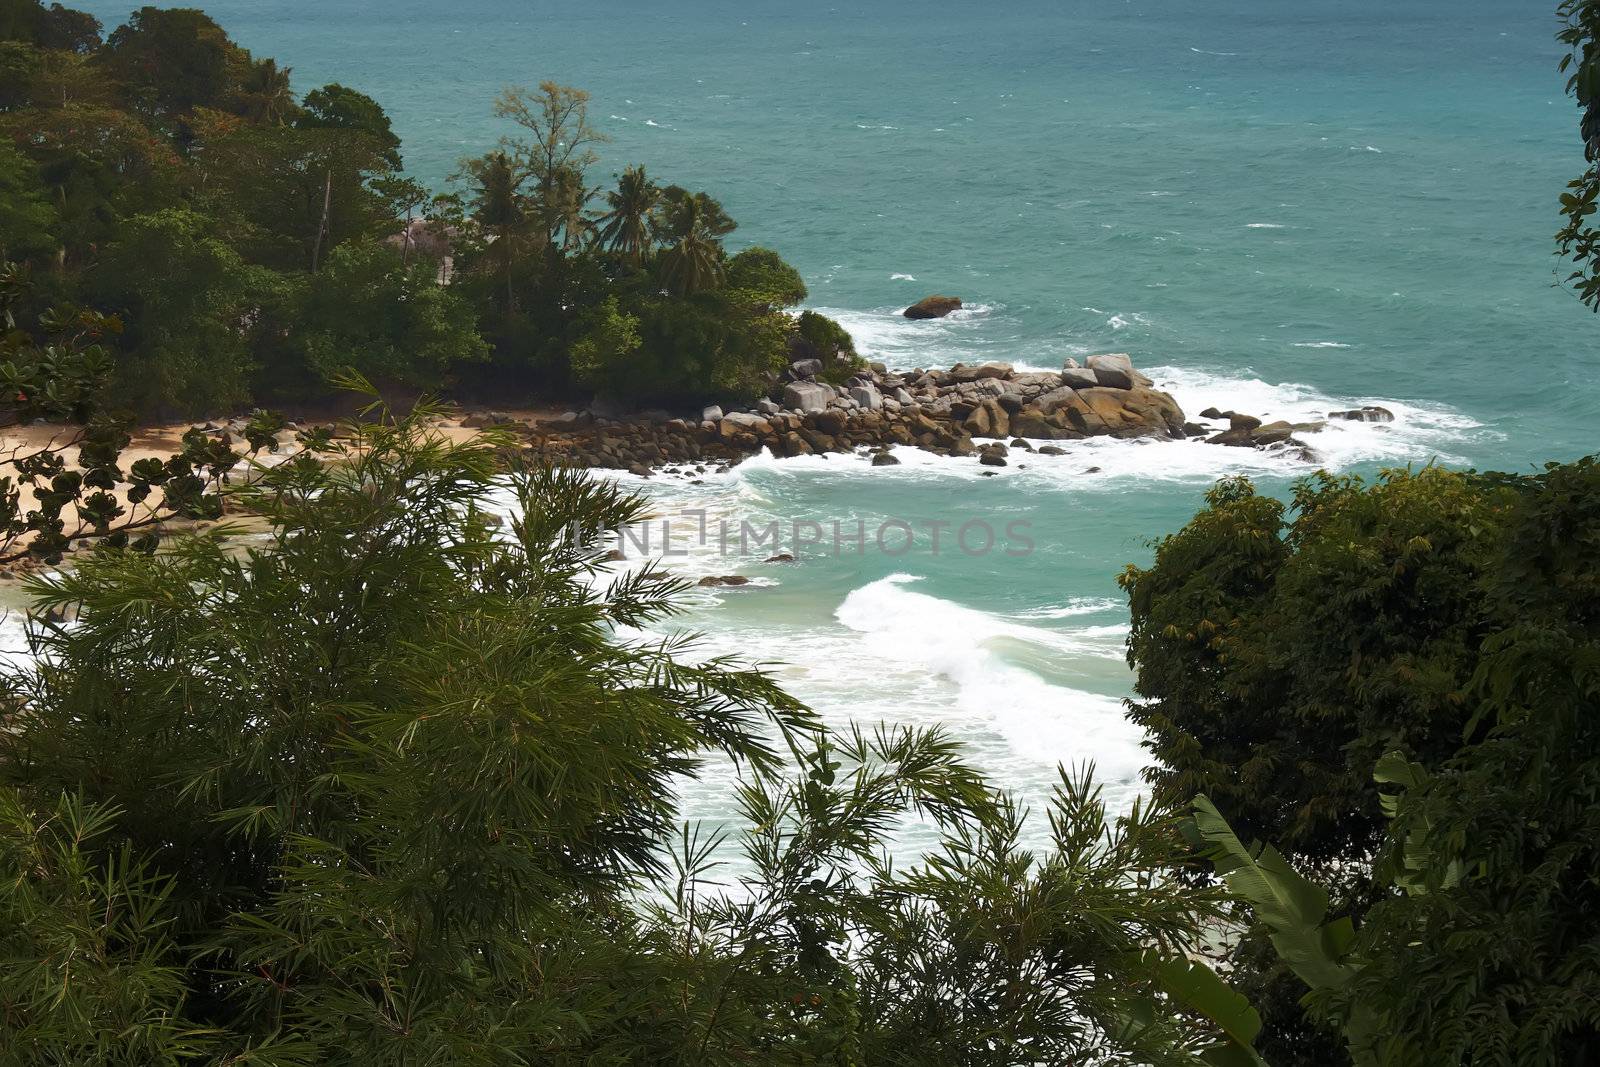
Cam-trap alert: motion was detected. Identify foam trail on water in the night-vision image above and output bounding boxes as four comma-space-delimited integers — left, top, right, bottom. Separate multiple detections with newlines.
834, 574, 1147, 808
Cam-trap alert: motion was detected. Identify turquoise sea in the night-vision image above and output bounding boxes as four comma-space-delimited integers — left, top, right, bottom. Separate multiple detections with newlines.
80, 1, 1600, 843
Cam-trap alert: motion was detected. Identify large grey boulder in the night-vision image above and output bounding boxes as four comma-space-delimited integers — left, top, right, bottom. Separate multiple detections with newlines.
1086, 353, 1136, 390
700, 404, 724, 423
790, 357, 823, 379
783, 380, 834, 413
849, 383, 884, 411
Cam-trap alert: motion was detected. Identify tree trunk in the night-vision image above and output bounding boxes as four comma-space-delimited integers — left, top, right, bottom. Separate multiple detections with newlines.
310, 170, 333, 273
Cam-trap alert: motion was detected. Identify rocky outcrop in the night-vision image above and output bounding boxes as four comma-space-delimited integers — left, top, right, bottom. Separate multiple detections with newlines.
496, 353, 1395, 475
903, 295, 963, 320
1329, 406, 1394, 423
510, 354, 1201, 474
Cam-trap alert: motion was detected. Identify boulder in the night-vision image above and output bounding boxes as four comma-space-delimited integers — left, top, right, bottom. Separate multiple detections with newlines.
963, 398, 1010, 438
811, 408, 849, 435
903, 295, 964, 320
849, 383, 884, 411
1253, 420, 1295, 445
1200, 407, 1226, 420
1009, 412, 1061, 439
790, 357, 823, 379
950, 361, 1014, 383
783, 380, 834, 413
765, 552, 796, 563
700, 404, 725, 423
461, 411, 515, 429
1208, 428, 1256, 447
892, 386, 915, 406
1229, 412, 1263, 431
1059, 366, 1098, 390
697, 575, 752, 587
1038, 445, 1066, 456
1086, 353, 1136, 390
870, 451, 901, 466
1328, 406, 1395, 423
978, 451, 1007, 467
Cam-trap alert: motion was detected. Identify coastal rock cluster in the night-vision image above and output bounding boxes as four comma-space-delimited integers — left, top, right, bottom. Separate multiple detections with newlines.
466, 353, 1380, 476
504, 354, 1197, 474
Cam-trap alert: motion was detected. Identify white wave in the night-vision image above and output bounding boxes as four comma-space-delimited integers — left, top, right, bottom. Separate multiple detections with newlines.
1014, 597, 1124, 620
1291, 341, 1351, 349
834, 575, 1147, 796
855, 123, 900, 130
805, 303, 1007, 369
1190, 46, 1240, 56
1246, 222, 1286, 229
890, 272, 917, 281
608, 114, 629, 121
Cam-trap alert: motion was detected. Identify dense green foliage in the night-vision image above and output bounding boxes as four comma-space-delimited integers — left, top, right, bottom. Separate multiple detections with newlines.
0, 406, 1265, 1064
1557, 0, 1600, 306
0, 264, 302, 565
0, 3, 840, 416
1126, 460, 1600, 1065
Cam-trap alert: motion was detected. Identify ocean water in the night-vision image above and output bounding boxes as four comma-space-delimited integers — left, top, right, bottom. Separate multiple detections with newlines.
74, 1, 1600, 849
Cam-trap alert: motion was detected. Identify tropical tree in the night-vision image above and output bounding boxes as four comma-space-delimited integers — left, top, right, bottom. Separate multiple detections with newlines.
299, 81, 402, 168
461, 148, 531, 312
595, 163, 660, 266
658, 192, 726, 296
234, 55, 295, 125
492, 81, 607, 251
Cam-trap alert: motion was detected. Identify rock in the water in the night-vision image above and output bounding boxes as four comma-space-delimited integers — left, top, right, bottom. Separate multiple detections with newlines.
978, 451, 1008, 467
870, 451, 901, 466
903, 295, 964, 319
1253, 421, 1295, 445
765, 552, 796, 563
1328, 406, 1395, 423
1200, 407, 1225, 420
783, 380, 833, 413
1229, 412, 1263, 431
1038, 445, 1065, 455
698, 575, 752, 587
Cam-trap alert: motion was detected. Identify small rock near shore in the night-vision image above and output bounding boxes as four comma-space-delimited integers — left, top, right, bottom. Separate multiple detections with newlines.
903, 295, 964, 320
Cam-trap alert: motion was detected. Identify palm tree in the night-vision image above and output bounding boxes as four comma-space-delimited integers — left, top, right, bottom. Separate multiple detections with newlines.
546, 162, 595, 253
594, 165, 660, 266
658, 194, 724, 297
464, 150, 531, 312
238, 58, 295, 125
